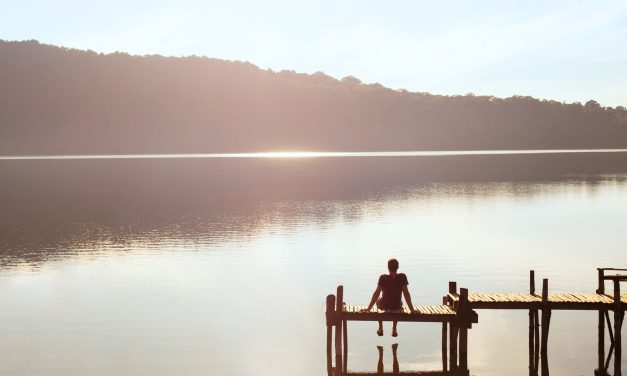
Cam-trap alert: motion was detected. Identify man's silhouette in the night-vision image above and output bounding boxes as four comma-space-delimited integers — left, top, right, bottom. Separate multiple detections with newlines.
362, 258, 415, 337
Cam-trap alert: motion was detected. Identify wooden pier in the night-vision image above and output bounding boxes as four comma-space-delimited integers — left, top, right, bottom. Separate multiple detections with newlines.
325, 267, 626, 376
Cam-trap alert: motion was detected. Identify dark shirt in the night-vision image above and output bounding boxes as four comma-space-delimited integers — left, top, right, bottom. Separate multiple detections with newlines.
377, 273, 409, 309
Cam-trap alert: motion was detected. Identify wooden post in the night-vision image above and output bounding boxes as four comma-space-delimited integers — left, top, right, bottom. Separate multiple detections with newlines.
529, 270, 536, 376
449, 281, 457, 295
342, 319, 348, 374
604, 311, 614, 373
599, 270, 606, 376
529, 309, 536, 375
614, 280, 622, 376
335, 285, 343, 376
540, 278, 551, 376
597, 268, 605, 294
459, 287, 469, 374
326, 294, 336, 376
534, 309, 540, 375
442, 296, 448, 372
449, 282, 458, 372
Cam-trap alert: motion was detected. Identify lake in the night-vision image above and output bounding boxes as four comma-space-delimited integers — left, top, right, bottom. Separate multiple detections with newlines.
0, 151, 626, 376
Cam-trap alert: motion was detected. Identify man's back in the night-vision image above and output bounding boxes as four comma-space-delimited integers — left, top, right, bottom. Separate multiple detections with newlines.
378, 273, 408, 309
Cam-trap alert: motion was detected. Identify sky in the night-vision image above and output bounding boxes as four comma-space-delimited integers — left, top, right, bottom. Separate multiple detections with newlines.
2, 0, 627, 107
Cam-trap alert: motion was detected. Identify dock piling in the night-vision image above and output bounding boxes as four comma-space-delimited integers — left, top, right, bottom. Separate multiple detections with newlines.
449, 281, 458, 372
614, 280, 622, 376
459, 287, 469, 374
529, 270, 537, 376
342, 318, 348, 374
442, 296, 448, 372
597, 268, 606, 376
326, 294, 335, 376
335, 285, 343, 376
540, 278, 551, 376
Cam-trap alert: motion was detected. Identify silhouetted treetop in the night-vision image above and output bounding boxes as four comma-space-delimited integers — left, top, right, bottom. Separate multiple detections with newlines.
0, 40, 625, 154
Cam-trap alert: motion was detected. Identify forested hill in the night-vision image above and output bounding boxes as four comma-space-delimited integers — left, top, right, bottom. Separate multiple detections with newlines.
1, 40, 626, 155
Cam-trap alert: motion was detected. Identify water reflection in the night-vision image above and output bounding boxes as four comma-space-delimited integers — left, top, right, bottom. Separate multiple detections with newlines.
343, 344, 460, 375
0, 154, 626, 375
2, 175, 626, 269
1, 154, 626, 268
377, 344, 400, 374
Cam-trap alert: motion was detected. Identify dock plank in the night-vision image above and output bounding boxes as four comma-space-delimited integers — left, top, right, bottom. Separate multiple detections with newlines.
342, 304, 458, 323
464, 292, 626, 310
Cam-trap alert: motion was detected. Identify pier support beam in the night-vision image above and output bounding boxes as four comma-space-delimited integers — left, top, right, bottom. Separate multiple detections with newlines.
335, 285, 344, 376
534, 308, 540, 375
540, 278, 551, 376
448, 282, 458, 372
326, 294, 336, 376
614, 280, 623, 376
442, 296, 448, 372
459, 287, 469, 375
529, 270, 537, 376
343, 318, 348, 374
597, 269, 606, 376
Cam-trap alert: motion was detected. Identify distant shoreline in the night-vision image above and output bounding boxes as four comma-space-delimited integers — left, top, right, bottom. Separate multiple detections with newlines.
2, 149, 627, 160
3, 41, 627, 156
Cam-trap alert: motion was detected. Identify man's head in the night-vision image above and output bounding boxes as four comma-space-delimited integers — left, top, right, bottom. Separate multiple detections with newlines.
387, 258, 399, 273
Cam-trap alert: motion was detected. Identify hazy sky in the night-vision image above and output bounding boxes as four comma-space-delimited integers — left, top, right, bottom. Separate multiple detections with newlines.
2, 0, 627, 107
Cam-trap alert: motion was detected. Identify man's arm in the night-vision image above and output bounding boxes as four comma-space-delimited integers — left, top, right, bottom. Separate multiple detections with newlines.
362, 286, 382, 312
402, 285, 416, 313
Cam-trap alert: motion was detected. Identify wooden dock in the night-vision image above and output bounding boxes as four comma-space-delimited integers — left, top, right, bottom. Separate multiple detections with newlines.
342, 304, 459, 322
325, 267, 626, 376
453, 291, 627, 310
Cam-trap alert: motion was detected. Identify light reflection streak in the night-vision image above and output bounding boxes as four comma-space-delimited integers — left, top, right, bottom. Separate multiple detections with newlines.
1, 149, 627, 160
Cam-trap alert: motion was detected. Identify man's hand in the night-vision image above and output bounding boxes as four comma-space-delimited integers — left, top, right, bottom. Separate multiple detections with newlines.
409, 305, 418, 314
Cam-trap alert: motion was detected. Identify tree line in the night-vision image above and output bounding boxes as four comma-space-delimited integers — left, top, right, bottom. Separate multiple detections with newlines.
1, 40, 626, 154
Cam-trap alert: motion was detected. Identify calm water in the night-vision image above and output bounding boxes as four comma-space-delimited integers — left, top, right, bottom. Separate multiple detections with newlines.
0, 152, 626, 376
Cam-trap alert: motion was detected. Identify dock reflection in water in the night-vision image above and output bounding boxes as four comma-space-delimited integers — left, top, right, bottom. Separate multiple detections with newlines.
341, 344, 457, 375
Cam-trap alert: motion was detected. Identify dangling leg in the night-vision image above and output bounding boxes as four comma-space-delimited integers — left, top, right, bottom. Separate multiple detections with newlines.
392, 321, 398, 337
377, 321, 384, 336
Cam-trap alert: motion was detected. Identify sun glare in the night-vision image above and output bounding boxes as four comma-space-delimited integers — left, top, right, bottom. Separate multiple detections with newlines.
257, 151, 330, 158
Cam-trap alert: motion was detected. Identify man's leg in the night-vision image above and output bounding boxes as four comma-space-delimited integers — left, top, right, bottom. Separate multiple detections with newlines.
377, 321, 384, 336
392, 321, 398, 337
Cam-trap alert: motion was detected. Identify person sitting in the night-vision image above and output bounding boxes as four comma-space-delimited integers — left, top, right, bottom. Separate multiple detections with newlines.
361, 258, 416, 337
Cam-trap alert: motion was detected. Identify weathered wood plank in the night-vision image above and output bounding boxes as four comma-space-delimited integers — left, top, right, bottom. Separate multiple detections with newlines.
342, 305, 457, 323
461, 291, 624, 310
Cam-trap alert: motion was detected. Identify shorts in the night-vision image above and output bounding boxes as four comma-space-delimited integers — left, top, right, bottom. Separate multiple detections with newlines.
376, 297, 402, 311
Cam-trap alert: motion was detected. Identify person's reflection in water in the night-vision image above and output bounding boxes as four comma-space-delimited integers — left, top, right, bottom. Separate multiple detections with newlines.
377, 346, 384, 373
376, 344, 400, 374
362, 258, 415, 336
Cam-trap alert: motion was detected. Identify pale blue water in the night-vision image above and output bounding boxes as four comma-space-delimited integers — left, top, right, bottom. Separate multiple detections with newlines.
0, 152, 625, 375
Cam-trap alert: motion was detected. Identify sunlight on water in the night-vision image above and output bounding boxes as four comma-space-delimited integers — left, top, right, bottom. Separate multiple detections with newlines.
1, 148, 627, 160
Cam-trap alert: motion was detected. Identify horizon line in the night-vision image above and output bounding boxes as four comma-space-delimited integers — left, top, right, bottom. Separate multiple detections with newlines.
2, 149, 627, 160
